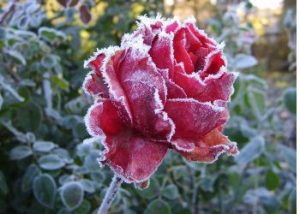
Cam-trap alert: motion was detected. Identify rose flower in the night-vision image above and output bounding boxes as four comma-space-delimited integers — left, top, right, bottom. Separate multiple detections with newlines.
83, 16, 238, 184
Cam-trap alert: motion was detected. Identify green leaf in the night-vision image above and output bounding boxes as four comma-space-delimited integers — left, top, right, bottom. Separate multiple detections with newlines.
5, 49, 26, 65
73, 200, 91, 214
15, 102, 42, 131
234, 54, 257, 69
33, 141, 56, 153
79, 179, 95, 193
265, 170, 280, 191
235, 136, 265, 165
289, 189, 296, 214
38, 27, 66, 44
41, 55, 57, 68
248, 87, 266, 118
199, 176, 216, 192
60, 182, 84, 211
10, 145, 33, 160
144, 199, 171, 214
162, 184, 179, 200
283, 88, 296, 114
277, 144, 296, 172
38, 154, 65, 170
33, 174, 57, 208
0, 171, 8, 195
51, 75, 69, 91
22, 164, 41, 192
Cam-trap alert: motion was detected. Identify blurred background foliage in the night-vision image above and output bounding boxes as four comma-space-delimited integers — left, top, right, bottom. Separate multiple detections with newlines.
0, 0, 296, 213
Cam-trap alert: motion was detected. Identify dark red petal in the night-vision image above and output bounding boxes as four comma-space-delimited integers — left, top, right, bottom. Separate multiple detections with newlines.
200, 50, 226, 79
165, 98, 227, 142
105, 47, 174, 140
103, 49, 133, 121
165, 79, 187, 99
185, 21, 216, 47
85, 99, 129, 137
177, 128, 238, 163
101, 134, 168, 183
149, 33, 174, 76
82, 73, 109, 97
173, 28, 194, 74
173, 67, 236, 102
184, 27, 202, 52
85, 53, 106, 77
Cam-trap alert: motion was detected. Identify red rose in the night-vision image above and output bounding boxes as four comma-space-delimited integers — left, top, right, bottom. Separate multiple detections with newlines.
83, 16, 238, 184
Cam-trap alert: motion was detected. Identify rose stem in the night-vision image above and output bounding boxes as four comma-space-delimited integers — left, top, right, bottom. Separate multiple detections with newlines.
98, 175, 123, 214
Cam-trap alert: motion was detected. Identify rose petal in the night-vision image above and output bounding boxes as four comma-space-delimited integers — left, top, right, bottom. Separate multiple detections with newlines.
85, 53, 106, 76
101, 134, 168, 183
165, 79, 187, 99
149, 33, 174, 76
177, 128, 238, 163
165, 98, 227, 151
82, 73, 109, 97
185, 21, 216, 47
173, 65, 236, 102
85, 99, 129, 137
165, 20, 180, 33
173, 28, 194, 74
200, 50, 226, 79
118, 49, 173, 139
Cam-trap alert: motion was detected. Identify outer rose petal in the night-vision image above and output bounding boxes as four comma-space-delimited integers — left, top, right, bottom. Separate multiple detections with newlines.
85, 53, 106, 76
165, 98, 227, 151
83, 73, 109, 97
85, 99, 129, 137
174, 65, 236, 102
100, 134, 168, 183
106, 47, 174, 140
177, 128, 238, 163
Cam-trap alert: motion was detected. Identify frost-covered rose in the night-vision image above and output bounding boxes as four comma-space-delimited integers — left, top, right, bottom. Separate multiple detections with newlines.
83, 16, 238, 184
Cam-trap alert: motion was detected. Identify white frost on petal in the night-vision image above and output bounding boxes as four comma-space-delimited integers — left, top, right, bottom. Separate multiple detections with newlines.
84, 102, 105, 137
168, 97, 225, 112
153, 89, 176, 142
83, 46, 120, 69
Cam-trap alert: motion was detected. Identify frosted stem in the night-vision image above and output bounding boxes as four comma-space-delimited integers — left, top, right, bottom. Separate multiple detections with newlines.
98, 175, 123, 214
42, 72, 52, 110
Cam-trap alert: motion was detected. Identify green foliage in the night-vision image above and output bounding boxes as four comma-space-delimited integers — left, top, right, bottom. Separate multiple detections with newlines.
0, 0, 295, 214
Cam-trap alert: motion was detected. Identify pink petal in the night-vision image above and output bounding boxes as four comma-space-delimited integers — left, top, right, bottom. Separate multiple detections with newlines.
177, 128, 238, 163
100, 134, 169, 183
85, 99, 129, 137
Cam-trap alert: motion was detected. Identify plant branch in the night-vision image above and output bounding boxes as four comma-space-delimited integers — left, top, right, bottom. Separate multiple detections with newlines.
98, 175, 123, 214
0, 0, 18, 25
